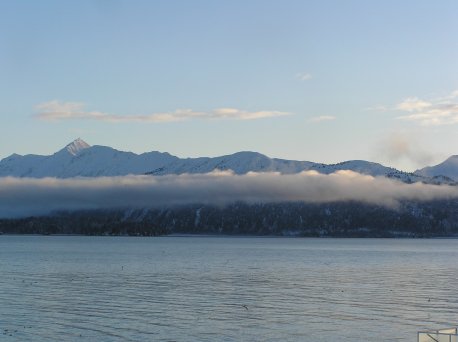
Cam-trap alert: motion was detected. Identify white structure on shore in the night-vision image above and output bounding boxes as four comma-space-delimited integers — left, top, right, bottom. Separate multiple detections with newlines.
418, 327, 457, 342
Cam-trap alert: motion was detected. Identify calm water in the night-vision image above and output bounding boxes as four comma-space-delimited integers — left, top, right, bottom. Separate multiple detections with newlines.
1, 236, 458, 341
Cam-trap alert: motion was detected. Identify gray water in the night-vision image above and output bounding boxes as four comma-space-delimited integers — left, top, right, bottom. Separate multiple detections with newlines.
1, 236, 458, 341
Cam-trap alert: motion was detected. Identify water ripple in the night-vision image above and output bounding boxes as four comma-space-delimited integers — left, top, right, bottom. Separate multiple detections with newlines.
1, 236, 458, 341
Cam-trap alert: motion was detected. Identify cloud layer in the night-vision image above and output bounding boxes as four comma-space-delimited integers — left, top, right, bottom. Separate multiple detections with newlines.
1, 171, 458, 218
308, 115, 336, 123
396, 90, 458, 126
35, 101, 289, 123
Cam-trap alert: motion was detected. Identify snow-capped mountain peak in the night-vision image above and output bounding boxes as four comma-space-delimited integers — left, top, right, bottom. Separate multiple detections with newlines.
416, 155, 458, 180
63, 138, 91, 156
0, 139, 457, 185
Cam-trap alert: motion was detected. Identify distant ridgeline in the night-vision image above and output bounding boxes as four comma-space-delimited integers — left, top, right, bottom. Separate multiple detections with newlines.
3, 139, 458, 237
1, 138, 458, 184
2, 200, 458, 237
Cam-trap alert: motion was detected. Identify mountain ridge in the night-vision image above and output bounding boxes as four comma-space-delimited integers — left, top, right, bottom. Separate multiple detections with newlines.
0, 138, 455, 184
416, 155, 458, 181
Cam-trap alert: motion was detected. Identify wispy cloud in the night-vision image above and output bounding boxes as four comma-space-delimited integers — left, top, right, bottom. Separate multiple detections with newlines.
35, 101, 290, 123
308, 115, 336, 123
364, 105, 389, 112
2, 171, 458, 217
295, 72, 312, 81
396, 97, 432, 112
376, 132, 434, 168
396, 90, 458, 126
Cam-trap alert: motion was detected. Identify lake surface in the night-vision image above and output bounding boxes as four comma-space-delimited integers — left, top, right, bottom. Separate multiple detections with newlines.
1, 236, 458, 341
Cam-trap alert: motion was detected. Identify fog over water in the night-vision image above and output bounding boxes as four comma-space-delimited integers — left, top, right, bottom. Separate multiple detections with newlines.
1, 171, 458, 217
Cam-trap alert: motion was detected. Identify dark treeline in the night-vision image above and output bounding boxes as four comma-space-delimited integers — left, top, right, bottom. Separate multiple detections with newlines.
1, 200, 458, 237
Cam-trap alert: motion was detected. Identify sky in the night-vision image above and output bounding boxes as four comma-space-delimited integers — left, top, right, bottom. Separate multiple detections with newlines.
1, 0, 457, 172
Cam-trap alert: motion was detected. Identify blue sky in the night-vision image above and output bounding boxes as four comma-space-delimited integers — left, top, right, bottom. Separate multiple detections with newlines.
1, 0, 457, 171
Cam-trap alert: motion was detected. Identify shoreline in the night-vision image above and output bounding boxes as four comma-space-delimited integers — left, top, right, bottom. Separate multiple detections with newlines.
1, 232, 458, 239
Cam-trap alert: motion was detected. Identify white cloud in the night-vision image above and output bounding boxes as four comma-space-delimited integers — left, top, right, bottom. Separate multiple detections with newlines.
395, 90, 458, 126
2, 171, 458, 217
396, 97, 432, 112
308, 115, 336, 123
295, 72, 312, 81
434, 90, 458, 101
34, 101, 290, 123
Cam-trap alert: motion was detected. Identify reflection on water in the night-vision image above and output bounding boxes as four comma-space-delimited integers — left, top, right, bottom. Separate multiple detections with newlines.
1, 236, 458, 341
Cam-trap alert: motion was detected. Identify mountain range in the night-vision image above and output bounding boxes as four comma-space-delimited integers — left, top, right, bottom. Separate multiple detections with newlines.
0, 138, 456, 184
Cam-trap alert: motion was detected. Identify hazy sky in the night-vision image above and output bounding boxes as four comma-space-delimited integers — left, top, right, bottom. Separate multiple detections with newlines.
1, 0, 457, 171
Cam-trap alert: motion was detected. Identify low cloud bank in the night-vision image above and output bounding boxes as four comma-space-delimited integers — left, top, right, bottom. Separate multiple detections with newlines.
1, 171, 458, 217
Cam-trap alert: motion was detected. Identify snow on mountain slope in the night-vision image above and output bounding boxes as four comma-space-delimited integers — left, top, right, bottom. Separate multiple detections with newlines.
0, 138, 454, 185
65, 138, 90, 156
147, 153, 445, 184
67, 147, 178, 177
0, 139, 178, 178
0, 154, 47, 177
416, 156, 458, 181
148, 151, 316, 175
308, 160, 456, 184
309, 160, 396, 176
